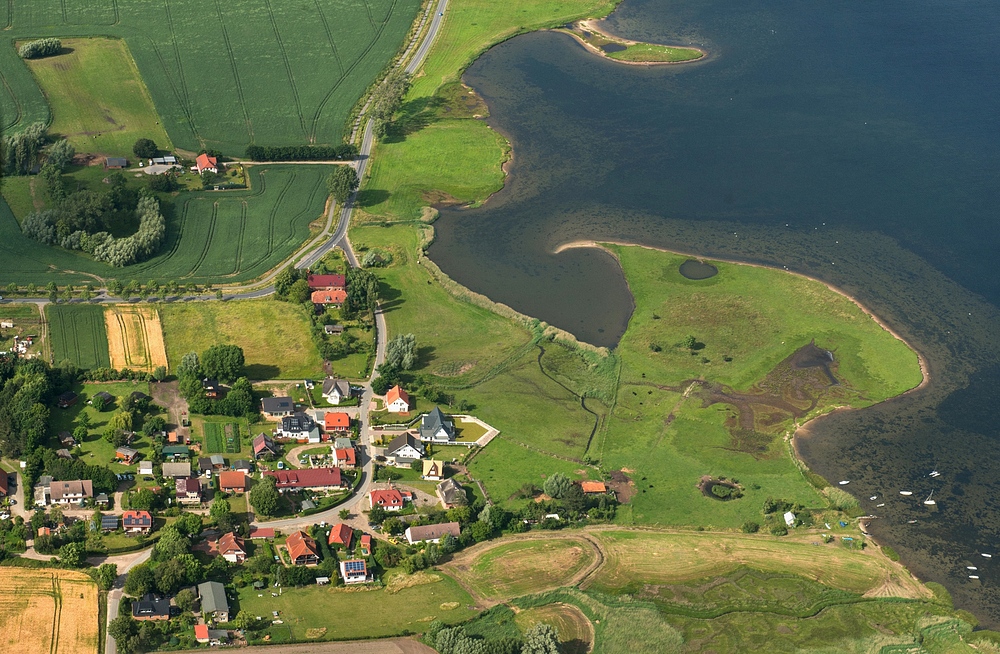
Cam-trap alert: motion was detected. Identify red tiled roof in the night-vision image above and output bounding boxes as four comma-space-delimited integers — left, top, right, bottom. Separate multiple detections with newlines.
334, 448, 356, 466
196, 153, 217, 170
249, 527, 275, 539
324, 412, 350, 430
194, 624, 209, 640
369, 489, 403, 508
219, 471, 247, 490
311, 289, 347, 305
307, 274, 346, 290
386, 385, 409, 406
123, 510, 152, 527
328, 523, 353, 548
217, 532, 245, 556
264, 467, 342, 489
286, 530, 319, 563
360, 533, 372, 554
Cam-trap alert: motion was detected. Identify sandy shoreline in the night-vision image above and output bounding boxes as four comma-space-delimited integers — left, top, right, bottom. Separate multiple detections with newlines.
554, 19, 706, 67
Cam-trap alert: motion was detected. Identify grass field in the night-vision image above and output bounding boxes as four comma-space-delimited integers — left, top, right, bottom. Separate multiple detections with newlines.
514, 603, 593, 654
237, 572, 475, 643
446, 536, 598, 602
467, 437, 595, 505
0, 567, 99, 654
159, 299, 322, 379
607, 43, 704, 63
24, 38, 173, 156
0, 164, 331, 286
2, 0, 422, 153
104, 305, 168, 373
47, 304, 110, 370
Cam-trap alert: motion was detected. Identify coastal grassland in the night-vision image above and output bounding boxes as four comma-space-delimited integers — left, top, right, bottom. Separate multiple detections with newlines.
0, 164, 330, 286
48, 381, 157, 471
466, 437, 595, 505
47, 304, 110, 370
445, 536, 599, 602
237, 572, 475, 643
23, 38, 173, 156
0, 568, 99, 654
159, 299, 322, 380
606, 43, 704, 63
2, 0, 421, 152
351, 223, 533, 382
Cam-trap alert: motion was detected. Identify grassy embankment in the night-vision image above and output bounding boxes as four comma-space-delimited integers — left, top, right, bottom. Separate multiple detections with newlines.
23, 38, 173, 157
158, 300, 322, 380
556, 21, 704, 64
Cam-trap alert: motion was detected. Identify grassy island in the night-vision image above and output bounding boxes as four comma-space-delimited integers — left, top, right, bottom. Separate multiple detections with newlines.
557, 20, 706, 64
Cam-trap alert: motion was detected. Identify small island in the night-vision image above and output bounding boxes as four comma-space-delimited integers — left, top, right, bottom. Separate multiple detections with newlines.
557, 19, 706, 65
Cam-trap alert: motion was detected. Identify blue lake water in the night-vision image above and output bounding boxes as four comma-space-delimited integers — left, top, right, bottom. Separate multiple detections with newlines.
428, 0, 1000, 625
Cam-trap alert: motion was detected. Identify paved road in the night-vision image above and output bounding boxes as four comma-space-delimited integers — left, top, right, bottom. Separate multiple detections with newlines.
104, 546, 153, 654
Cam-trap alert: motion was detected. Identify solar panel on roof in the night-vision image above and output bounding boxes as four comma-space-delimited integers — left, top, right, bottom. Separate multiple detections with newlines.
343, 560, 365, 573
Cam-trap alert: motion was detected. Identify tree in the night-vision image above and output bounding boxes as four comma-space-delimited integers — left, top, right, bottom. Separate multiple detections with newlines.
174, 587, 197, 613
154, 525, 189, 560
124, 563, 154, 597
371, 376, 391, 396
108, 616, 138, 651
384, 333, 417, 371
232, 610, 254, 630
46, 139, 75, 171
681, 334, 697, 350
368, 505, 387, 525
288, 278, 310, 304
210, 496, 234, 532
133, 138, 158, 159
521, 623, 560, 654
178, 351, 200, 379
543, 473, 572, 499
382, 517, 404, 535
95, 563, 118, 590
201, 344, 245, 383
154, 557, 187, 593
249, 476, 279, 516
338, 508, 350, 520
129, 487, 157, 511
326, 166, 359, 204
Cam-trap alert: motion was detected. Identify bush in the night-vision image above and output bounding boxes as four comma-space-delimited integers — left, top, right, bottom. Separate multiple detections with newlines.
711, 484, 734, 499
244, 144, 358, 162
769, 524, 788, 536
18, 38, 61, 59
740, 521, 759, 533
148, 174, 178, 193
133, 138, 158, 159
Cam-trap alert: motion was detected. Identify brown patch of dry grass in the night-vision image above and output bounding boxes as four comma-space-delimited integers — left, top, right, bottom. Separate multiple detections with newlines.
0, 568, 99, 654
105, 305, 167, 373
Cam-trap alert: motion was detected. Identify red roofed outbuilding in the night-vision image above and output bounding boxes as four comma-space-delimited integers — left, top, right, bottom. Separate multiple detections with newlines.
328, 522, 353, 549
307, 274, 346, 290
264, 467, 343, 491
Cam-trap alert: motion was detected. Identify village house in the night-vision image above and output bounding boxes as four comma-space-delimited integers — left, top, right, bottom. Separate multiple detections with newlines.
92, 391, 115, 406
333, 447, 356, 469
385, 433, 424, 467
49, 479, 93, 506
437, 477, 467, 509
311, 289, 348, 307
132, 594, 170, 621
307, 274, 346, 290
197, 457, 214, 476
286, 530, 320, 566
581, 481, 608, 495
261, 396, 295, 419
405, 521, 461, 545
422, 460, 444, 481
162, 445, 190, 460
219, 471, 248, 493
275, 412, 320, 443
194, 624, 229, 646
216, 532, 246, 563
333, 436, 353, 450
59, 431, 77, 448
252, 433, 280, 459
176, 477, 202, 505
340, 559, 368, 585
56, 449, 73, 460
57, 391, 78, 409
198, 581, 229, 622
123, 510, 153, 534
324, 324, 344, 335
369, 488, 404, 512
321, 379, 352, 405
419, 407, 456, 444
232, 459, 253, 474
202, 378, 221, 398
210, 454, 226, 469
385, 385, 411, 413
324, 411, 351, 433
195, 153, 218, 174
116, 446, 140, 464
264, 468, 343, 492
249, 526, 275, 540
139, 461, 154, 476
161, 461, 191, 478
327, 523, 353, 549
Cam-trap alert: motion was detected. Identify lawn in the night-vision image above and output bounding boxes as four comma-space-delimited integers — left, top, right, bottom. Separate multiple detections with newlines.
2, 0, 422, 154
0, 164, 332, 286
467, 437, 595, 505
46, 304, 110, 370
607, 43, 705, 63
351, 223, 534, 384
23, 38, 173, 157
159, 299, 322, 380
237, 571, 476, 642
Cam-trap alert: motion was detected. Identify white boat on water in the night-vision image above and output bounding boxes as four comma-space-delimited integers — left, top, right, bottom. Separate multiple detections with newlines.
839, 480, 850, 485
924, 491, 936, 506
969, 566, 978, 570
983, 553, 993, 558
970, 575, 980, 579
900, 491, 913, 496
929, 471, 941, 477
876, 503, 885, 507
870, 495, 878, 500
907, 520, 918, 524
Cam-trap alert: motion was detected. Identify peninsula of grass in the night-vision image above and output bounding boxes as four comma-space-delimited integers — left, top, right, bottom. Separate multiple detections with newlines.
23, 38, 173, 156
556, 20, 705, 65
159, 299, 322, 380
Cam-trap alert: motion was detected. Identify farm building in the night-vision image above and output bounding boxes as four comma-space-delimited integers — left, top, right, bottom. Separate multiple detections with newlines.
132, 594, 170, 620
581, 481, 608, 494
150, 156, 178, 165
321, 378, 351, 404
195, 153, 218, 174
286, 531, 320, 566
123, 510, 153, 534
252, 433, 280, 459
422, 460, 444, 481
327, 523, 353, 549
261, 396, 294, 418
419, 407, 455, 444
198, 581, 229, 622
405, 522, 461, 545
340, 559, 368, 584
385, 433, 424, 466
264, 467, 343, 492
385, 385, 410, 413
369, 488, 404, 512
105, 156, 128, 169
249, 526, 274, 540
219, 471, 248, 493
307, 274, 346, 290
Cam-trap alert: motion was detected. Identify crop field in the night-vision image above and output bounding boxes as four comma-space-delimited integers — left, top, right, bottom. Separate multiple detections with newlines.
159, 299, 322, 379
0, 568, 99, 654
0, 164, 330, 286
444, 535, 599, 602
47, 304, 110, 370
3, 0, 422, 153
104, 305, 168, 373
24, 38, 173, 156
201, 418, 243, 454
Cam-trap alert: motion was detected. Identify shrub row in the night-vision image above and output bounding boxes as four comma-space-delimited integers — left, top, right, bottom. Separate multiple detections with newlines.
244, 144, 357, 162
18, 38, 61, 59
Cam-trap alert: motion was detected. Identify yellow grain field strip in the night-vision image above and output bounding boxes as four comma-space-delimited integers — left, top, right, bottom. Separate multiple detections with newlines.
0, 568, 99, 654
105, 305, 168, 373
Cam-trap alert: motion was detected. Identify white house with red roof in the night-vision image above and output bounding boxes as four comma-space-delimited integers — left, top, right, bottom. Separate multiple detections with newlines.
327, 522, 353, 549
385, 385, 410, 413
333, 447, 356, 469
369, 488, 404, 511
195, 153, 218, 174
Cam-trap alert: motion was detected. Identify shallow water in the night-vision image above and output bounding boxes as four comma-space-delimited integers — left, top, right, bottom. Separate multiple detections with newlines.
427, 0, 1000, 625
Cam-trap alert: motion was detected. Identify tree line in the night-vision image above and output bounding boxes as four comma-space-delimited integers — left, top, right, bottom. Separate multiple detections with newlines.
243, 144, 358, 162
18, 38, 61, 59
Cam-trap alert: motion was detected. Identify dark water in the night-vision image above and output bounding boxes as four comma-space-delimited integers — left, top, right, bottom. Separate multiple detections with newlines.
427, 0, 1000, 626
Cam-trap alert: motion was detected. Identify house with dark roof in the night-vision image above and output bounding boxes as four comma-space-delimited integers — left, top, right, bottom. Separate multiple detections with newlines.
0, 473, 8, 499
219, 471, 248, 493
198, 457, 214, 475
92, 391, 114, 405
57, 391, 78, 408
161, 461, 191, 478
369, 488, 404, 512
198, 581, 229, 622
264, 468, 342, 492
59, 431, 77, 448
49, 479, 93, 505
176, 477, 202, 505
232, 459, 253, 474
327, 523, 353, 549
162, 445, 190, 460
340, 559, 368, 584
132, 594, 170, 620
116, 446, 139, 464
105, 157, 128, 170
419, 407, 456, 444
385, 433, 424, 467
261, 396, 294, 418
202, 378, 221, 398
307, 274, 346, 290
324, 324, 344, 335
405, 521, 461, 545
437, 477, 467, 509
123, 510, 153, 534
210, 454, 226, 469
286, 531, 319, 566
252, 433, 280, 459
276, 412, 320, 443
321, 378, 351, 405
333, 436, 353, 450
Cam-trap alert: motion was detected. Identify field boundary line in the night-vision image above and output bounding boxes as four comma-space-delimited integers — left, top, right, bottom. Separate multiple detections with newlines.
187, 202, 218, 277
262, 0, 307, 138
212, 0, 254, 142
312, 0, 346, 77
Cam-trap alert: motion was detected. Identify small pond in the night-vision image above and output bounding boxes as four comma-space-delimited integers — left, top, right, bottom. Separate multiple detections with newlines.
679, 259, 719, 279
